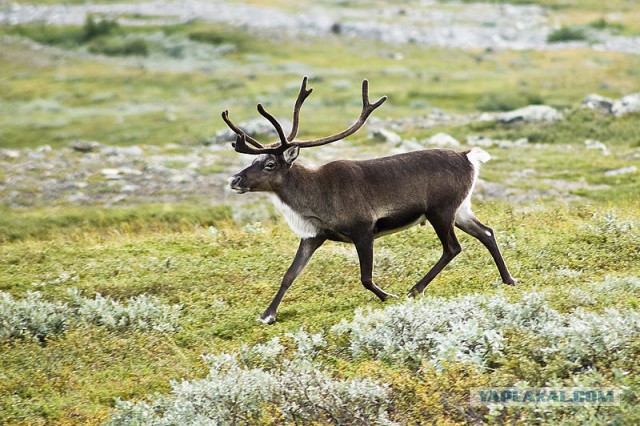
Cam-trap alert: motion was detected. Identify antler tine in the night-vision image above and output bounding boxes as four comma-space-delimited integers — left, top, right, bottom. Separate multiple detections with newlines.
286, 76, 313, 142
362, 79, 388, 111
231, 133, 272, 155
221, 110, 265, 150
257, 103, 290, 149
293, 79, 387, 148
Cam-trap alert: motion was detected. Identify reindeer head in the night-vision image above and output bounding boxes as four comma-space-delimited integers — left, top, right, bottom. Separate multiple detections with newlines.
225, 77, 387, 194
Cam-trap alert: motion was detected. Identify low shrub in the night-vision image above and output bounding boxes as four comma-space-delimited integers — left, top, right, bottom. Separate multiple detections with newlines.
108, 277, 640, 424
589, 18, 624, 33
0, 290, 181, 342
477, 92, 545, 112
70, 290, 182, 333
4, 15, 119, 48
5, 24, 83, 48
81, 14, 119, 42
187, 27, 251, 51
108, 332, 395, 425
87, 38, 149, 56
333, 279, 640, 375
5, 15, 150, 57
0, 291, 70, 342
547, 26, 589, 43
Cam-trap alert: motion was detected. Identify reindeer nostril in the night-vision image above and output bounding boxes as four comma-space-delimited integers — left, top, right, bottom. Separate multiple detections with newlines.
229, 175, 247, 192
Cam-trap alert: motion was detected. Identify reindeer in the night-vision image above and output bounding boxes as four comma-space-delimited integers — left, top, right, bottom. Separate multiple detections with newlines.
224, 77, 516, 324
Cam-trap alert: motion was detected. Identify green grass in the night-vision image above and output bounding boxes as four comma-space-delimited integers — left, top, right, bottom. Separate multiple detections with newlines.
0, 204, 232, 243
1, 202, 639, 424
2, 21, 640, 149
2, 3, 640, 424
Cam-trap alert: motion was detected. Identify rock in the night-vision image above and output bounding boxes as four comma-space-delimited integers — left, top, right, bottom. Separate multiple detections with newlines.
169, 173, 193, 183
466, 135, 494, 147
612, 93, 640, 117
106, 195, 128, 205
118, 167, 143, 176
498, 105, 563, 124
370, 128, 402, 144
101, 145, 145, 156
0, 149, 20, 159
66, 192, 90, 204
70, 140, 103, 153
498, 105, 562, 123
604, 166, 637, 177
100, 167, 141, 179
476, 112, 498, 122
584, 139, 609, 155
581, 94, 614, 114
504, 138, 529, 148
467, 134, 530, 149
582, 92, 640, 117
424, 132, 460, 147
394, 138, 424, 153
101, 168, 123, 180
121, 184, 140, 192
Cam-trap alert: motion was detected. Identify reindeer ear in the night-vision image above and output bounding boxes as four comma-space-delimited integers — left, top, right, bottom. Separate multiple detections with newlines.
283, 145, 299, 164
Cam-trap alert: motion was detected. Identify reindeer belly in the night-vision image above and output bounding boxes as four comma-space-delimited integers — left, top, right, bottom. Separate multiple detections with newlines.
373, 211, 427, 237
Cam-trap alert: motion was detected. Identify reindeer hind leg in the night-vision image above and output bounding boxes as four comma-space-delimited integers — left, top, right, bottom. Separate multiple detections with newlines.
408, 210, 462, 297
455, 201, 516, 285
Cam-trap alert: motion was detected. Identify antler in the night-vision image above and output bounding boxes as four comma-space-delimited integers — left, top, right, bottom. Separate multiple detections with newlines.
293, 79, 387, 148
287, 76, 313, 141
221, 110, 269, 153
257, 104, 289, 148
222, 77, 386, 155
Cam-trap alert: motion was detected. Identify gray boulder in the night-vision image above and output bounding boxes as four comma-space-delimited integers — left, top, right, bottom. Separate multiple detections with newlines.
612, 93, 640, 117
424, 132, 460, 147
70, 140, 103, 153
604, 166, 637, 177
581, 94, 614, 114
370, 128, 402, 144
497, 105, 563, 124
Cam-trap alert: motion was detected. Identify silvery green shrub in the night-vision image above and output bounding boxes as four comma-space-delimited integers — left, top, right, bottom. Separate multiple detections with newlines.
71, 290, 182, 333
330, 293, 524, 368
107, 278, 639, 425
0, 291, 71, 342
0, 290, 181, 342
287, 327, 327, 360
108, 332, 395, 425
333, 277, 640, 372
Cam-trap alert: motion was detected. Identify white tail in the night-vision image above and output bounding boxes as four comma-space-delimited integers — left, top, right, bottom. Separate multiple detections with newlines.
467, 147, 491, 168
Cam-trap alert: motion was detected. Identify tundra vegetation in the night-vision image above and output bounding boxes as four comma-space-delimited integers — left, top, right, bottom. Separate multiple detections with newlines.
1, 0, 640, 424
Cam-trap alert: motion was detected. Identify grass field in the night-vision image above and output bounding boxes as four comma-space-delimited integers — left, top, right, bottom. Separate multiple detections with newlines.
1, 1, 640, 424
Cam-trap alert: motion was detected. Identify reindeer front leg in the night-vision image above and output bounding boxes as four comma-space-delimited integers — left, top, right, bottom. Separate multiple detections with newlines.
353, 233, 398, 301
258, 236, 326, 324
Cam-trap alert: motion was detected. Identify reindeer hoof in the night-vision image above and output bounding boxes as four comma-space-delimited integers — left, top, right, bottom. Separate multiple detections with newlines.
407, 288, 421, 298
257, 314, 276, 325
376, 291, 398, 302
505, 277, 518, 286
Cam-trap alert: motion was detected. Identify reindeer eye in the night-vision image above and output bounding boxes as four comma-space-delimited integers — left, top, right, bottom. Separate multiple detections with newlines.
264, 161, 277, 171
